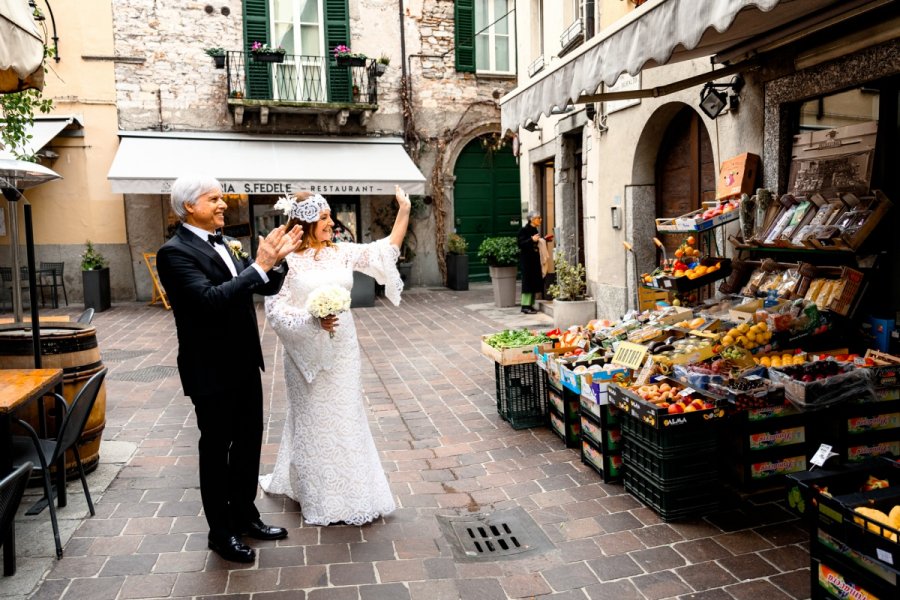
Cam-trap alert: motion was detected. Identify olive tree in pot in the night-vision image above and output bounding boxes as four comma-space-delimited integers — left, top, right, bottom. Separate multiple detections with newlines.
477, 237, 519, 307
446, 233, 468, 291
548, 251, 595, 329
81, 240, 111, 312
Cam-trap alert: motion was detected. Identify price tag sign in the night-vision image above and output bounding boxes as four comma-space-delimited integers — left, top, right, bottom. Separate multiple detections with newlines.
810, 443, 836, 468
635, 357, 655, 387
612, 341, 649, 370
746, 374, 762, 381
678, 387, 696, 397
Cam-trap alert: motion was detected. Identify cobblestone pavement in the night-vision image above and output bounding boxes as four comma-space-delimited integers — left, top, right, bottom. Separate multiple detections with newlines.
4, 284, 810, 599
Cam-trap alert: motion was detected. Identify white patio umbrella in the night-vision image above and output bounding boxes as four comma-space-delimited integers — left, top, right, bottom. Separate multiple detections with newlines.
0, 0, 45, 92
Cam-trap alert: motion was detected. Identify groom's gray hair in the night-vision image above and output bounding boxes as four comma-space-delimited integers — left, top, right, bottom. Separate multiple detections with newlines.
170, 175, 223, 221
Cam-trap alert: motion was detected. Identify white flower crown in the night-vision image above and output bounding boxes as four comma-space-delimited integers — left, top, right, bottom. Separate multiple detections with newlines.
274, 193, 330, 222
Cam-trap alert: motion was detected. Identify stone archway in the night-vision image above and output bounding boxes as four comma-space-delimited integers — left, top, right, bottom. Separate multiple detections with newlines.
624, 102, 716, 309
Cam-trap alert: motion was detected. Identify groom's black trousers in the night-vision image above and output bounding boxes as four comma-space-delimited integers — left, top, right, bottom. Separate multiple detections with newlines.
190, 371, 263, 540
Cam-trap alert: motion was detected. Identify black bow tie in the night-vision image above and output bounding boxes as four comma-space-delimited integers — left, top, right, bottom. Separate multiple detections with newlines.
208, 233, 224, 245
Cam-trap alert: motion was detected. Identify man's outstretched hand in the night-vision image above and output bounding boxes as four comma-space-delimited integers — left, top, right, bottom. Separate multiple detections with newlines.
255, 224, 303, 271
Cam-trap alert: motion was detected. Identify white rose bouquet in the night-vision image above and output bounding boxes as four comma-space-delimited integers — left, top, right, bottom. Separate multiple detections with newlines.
305, 285, 352, 338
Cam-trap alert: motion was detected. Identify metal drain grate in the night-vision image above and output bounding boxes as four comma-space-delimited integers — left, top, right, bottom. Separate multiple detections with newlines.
436, 507, 552, 562
109, 365, 179, 383
102, 349, 153, 362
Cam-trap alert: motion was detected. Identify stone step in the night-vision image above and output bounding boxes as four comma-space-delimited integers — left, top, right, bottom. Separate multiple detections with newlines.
537, 299, 553, 317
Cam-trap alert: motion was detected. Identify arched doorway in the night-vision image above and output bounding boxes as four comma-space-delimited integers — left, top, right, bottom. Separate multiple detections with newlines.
655, 106, 716, 255
453, 136, 522, 282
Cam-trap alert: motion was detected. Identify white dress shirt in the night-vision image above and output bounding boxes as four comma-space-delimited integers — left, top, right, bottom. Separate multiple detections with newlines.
182, 223, 268, 282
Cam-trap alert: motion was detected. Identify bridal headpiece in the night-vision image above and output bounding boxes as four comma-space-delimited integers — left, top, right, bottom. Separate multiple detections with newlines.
274, 193, 330, 222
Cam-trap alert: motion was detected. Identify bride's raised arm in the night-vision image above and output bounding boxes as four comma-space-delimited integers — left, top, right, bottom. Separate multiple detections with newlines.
388, 185, 411, 249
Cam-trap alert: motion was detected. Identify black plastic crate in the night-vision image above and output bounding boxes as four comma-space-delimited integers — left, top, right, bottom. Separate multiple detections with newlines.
727, 444, 809, 492
548, 404, 580, 448
813, 528, 900, 588
811, 538, 899, 600
581, 436, 623, 484
842, 427, 900, 463
622, 437, 717, 483
721, 411, 807, 457
580, 409, 622, 452
621, 414, 717, 456
495, 362, 546, 429
624, 468, 720, 522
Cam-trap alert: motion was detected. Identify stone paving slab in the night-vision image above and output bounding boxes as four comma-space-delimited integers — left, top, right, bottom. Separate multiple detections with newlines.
1, 284, 811, 599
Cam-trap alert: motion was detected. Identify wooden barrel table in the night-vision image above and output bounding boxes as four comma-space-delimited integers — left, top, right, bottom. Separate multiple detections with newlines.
0, 323, 107, 477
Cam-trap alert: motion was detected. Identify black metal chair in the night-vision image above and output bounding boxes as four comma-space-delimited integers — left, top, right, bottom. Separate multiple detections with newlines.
39, 262, 68, 307
11, 367, 107, 559
76, 308, 94, 324
0, 266, 31, 309
0, 462, 33, 577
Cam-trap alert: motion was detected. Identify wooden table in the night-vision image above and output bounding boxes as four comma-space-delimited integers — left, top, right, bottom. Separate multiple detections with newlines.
0, 369, 63, 576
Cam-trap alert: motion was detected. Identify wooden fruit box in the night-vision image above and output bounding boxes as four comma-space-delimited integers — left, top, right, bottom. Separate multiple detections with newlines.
480, 336, 553, 366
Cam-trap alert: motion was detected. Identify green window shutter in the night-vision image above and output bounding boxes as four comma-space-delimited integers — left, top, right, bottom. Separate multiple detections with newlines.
243, 0, 271, 99
324, 0, 351, 103
455, 0, 475, 73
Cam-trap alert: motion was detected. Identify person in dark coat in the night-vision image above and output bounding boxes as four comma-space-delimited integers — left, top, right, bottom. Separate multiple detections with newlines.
517, 211, 545, 314
156, 175, 302, 563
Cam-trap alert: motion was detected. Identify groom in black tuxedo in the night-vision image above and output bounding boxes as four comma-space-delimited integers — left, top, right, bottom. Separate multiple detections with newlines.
157, 175, 302, 563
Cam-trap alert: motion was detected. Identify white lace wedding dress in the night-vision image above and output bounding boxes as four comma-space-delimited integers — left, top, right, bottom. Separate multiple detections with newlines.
260, 239, 402, 525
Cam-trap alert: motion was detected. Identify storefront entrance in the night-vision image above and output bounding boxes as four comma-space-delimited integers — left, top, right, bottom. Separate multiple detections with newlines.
453, 136, 522, 282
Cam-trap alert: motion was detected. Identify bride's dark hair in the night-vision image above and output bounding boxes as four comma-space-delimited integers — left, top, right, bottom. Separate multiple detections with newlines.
287, 191, 334, 253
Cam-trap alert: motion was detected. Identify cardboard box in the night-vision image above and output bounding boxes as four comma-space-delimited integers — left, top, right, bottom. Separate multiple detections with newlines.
638, 286, 670, 311
728, 298, 788, 323
717, 152, 760, 200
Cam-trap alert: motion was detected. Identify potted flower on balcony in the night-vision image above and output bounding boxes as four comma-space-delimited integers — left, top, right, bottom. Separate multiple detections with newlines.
81, 240, 111, 312
478, 237, 519, 307
250, 41, 286, 63
446, 233, 468, 291
205, 47, 226, 69
333, 44, 367, 67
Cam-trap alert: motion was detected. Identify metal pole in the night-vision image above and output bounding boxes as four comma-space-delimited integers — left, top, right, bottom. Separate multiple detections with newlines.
24, 203, 41, 368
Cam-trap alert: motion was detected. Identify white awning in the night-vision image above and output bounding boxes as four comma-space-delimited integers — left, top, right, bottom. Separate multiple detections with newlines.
0, 0, 45, 92
1, 115, 83, 159
107, 132, 427, 195
500, 0, 864, 132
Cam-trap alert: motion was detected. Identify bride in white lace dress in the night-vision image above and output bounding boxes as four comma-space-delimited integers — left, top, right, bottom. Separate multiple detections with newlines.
260, 187, 410, 526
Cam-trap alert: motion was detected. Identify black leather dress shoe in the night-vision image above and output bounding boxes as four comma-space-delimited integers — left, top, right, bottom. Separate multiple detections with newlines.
242, 518, 288, 540
208, 535, 255, 563
521, 306, 537, 314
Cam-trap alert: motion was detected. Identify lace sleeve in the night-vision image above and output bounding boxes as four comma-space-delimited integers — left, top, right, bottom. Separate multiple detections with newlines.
342, 239, 404, 306
264, 269, 329, 383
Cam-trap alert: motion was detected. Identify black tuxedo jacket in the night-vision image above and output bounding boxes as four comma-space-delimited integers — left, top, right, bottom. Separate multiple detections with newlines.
156, 224, 287, 396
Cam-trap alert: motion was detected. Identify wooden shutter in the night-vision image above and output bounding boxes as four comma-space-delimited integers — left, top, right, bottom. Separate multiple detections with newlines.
455, 0, 475, 73
243, 0, 272, 99
324, 0, 351, 103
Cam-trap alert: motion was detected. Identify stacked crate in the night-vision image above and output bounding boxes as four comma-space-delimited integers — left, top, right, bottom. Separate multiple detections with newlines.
786, 459, 900, 600
547, 376, 580, 448
580, 395, 624, 484
723, 404, 809, 494
494, 361, 546, 429
620, 417, 720, 521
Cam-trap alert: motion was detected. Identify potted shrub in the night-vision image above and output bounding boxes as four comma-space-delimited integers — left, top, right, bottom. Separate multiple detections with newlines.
478, 237, 519, 307
250, 41, 286, 63
205, 47, 226, 69
548, 251, 595, 329
81, 240, 111, 312
446, 233, 469, 291
333, 44, 367, 67
375, 54, 390, 76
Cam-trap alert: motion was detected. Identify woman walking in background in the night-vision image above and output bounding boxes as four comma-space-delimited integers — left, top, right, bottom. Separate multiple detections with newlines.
517, 211, 548, 314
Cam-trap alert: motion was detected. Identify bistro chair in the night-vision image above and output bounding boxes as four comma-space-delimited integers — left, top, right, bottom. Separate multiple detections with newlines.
39, 262, 68, 307
0, 462, 33, 577
10, 367, 108, 559
0, 266, 31, 309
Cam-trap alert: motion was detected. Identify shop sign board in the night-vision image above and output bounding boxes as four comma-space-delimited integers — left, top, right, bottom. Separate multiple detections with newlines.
603, 73, 641, 115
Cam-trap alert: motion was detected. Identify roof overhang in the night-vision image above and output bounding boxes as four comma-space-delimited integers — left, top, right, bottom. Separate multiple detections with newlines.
107, 132, 427, 196
500, 0, 888, 132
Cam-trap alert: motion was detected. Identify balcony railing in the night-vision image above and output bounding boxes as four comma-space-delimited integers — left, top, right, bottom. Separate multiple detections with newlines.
225, 51, 378, 105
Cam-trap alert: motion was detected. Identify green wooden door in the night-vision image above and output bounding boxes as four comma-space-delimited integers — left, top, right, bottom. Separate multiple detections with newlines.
453, 137, 522, 282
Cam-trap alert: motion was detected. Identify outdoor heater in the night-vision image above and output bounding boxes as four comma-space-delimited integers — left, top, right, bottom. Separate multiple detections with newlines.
0, 154, 61, 363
